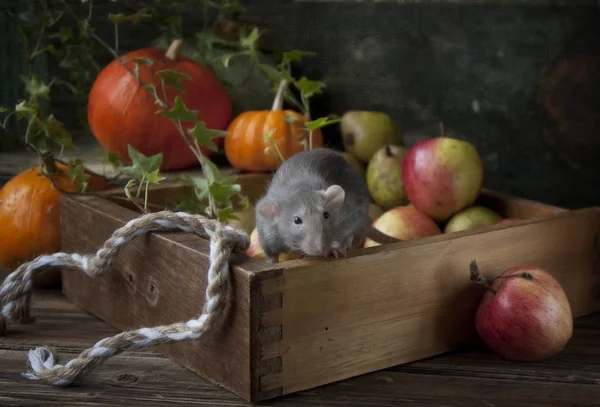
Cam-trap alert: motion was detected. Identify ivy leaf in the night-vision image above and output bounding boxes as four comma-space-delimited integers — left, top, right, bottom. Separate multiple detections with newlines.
119, 144, 163, 180
185, 176, 210, 202
240, 27, 261, 50
67, 161, 90, 192
209, 180, 241, 203
50, 26, 72, 43
217, 205, 236, 223
295, 77, 326, 99
158, 96, 198, 122
281, 50, 316, 65
188, 122, 228, 152
146, 168, 167, 184
167, 189, 206, 214
201, 158, 222, 184
305, 116, 341, 132
14, 101, 38, 118
157, 69, 192, 93
22, 75, 51, 99
45, 114, 74, 150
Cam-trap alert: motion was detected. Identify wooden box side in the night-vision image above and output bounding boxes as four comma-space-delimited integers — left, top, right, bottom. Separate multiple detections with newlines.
59, 193, 261, 401
252, 206, 600, 400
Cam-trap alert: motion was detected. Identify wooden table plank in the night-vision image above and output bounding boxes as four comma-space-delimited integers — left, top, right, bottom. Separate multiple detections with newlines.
1, 290, 599, 406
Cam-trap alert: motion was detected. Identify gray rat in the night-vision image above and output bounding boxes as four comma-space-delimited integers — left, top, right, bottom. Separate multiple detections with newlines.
255, 147, 401, 263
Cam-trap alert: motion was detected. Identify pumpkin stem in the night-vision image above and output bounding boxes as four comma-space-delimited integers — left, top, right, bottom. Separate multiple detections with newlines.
272, 79, 288, 111
165, 39, 184, 61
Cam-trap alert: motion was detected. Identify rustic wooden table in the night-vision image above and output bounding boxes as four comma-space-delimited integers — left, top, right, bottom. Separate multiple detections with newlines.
0, 289, 598, 406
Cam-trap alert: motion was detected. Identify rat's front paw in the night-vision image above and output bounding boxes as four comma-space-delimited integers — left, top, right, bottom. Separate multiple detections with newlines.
330, 247, 347, 259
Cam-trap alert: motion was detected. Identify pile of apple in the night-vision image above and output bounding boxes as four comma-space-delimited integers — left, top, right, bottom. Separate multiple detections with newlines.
341, 111, 574, 364
339, 111, 512, 246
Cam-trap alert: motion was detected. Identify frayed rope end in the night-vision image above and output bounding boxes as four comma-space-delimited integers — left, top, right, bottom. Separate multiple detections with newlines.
22, 347, 73, 386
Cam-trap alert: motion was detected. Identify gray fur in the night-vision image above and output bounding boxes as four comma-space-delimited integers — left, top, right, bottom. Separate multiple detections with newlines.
255, 147, 397, 263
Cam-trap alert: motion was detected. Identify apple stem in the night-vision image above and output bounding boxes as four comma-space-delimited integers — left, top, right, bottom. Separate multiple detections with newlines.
385, 145, 393, 157
439, 121, 445, 138
470, 260, 494, 291
470, 260, 535, 295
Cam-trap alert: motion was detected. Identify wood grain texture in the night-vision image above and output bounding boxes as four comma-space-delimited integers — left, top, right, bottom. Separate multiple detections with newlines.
1, 290, 599, 406
58, 193, 264, 401
257, 206, 600, 397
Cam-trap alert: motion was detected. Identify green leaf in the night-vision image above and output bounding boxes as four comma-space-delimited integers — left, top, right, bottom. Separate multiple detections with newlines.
67, 162, 89, 192
201, 158, 221, 184
50, 26, 72, 43
188, 122, 228, 152
240, 27, 261, 50
45, 114, 74, 149
217, 205, 236, 223
146, 168, 167, 184
209, 180, 241, 203
158, 96, 198, 122
157, 69, 192, 93
168, 189, 206, 214
281, 50, 316, 65
119, 144, 163, 180
14, 100, 37, 118
185, 176, 210, 201
295, 77, 326, 99
22, 75, 51, 99
305, 116, 341, 132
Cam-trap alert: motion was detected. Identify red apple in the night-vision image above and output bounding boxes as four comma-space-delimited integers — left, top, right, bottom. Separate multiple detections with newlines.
402, 137, 484, 221
472, 262, 573, 362
364, 205, 442, 248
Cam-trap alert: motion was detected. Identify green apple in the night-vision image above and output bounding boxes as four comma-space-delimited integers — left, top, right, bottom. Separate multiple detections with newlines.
444, 205, 503, 233
341, 111, 404, 163
366, 145, 409, 209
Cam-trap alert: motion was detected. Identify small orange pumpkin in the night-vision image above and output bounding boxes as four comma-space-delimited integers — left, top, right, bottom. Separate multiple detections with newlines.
0, 163, 110, 269
224, 80, 324, 172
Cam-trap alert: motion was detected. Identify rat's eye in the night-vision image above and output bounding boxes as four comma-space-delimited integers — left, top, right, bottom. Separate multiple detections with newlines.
323, 211, 329, 219
293, 216, 303, 225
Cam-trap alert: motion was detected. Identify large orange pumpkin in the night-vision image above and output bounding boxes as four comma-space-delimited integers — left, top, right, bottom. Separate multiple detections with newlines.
87, 39, 232, 172
224, 81, 323, 172
0, 163, 110, 269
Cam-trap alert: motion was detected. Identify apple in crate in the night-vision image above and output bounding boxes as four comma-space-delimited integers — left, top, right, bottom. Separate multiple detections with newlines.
472, 262, 573, 362
246, 228, 303, 262
402, 137, 484, 221
444, 206, 503, 233
364, 205, 441, 247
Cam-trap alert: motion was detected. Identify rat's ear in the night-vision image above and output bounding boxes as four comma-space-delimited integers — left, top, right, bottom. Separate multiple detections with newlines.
256, 199, 280, 223
323, 184, 345, 212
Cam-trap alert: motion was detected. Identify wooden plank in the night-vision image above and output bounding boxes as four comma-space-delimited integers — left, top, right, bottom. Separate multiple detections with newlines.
257, 206, 600, 396
58, 193, 263, 401
1, 291, 599, 406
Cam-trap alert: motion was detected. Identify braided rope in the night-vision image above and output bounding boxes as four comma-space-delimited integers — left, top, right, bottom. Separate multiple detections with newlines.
0, 210, 249, 386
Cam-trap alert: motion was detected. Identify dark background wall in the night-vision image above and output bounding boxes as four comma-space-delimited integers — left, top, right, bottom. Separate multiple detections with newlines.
1, 0, 599, 209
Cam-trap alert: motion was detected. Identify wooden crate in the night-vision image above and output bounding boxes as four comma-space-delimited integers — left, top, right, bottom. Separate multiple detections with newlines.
59, 172, 600, 402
